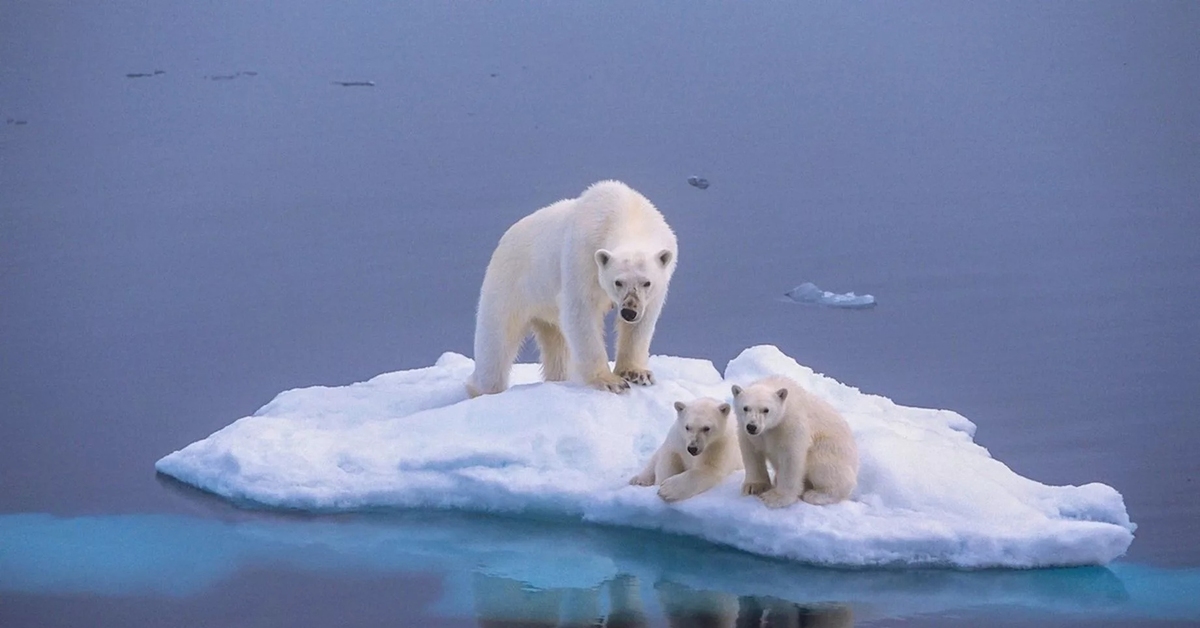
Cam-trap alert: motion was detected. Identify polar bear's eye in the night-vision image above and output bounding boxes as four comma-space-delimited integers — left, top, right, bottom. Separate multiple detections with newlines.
743, 406, 750, 413
763, 408, 769, 414
615, 280, 624, 288
684, 425, 692, 431
702, 426, 710, 432
642, 281, 651, 288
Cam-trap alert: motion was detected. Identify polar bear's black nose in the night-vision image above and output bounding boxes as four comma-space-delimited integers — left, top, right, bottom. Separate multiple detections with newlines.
620, 308, 637, 322
687, 445, 699, 456
745, 424, 758, 435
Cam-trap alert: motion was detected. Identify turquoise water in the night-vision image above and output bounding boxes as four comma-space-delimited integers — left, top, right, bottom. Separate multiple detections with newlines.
2, 508, 1198, 625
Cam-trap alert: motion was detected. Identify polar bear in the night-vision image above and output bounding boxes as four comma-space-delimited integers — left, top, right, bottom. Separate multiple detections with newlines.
732, 376, 859, 508
629, 398, 743, 502
466, 180, 678, 397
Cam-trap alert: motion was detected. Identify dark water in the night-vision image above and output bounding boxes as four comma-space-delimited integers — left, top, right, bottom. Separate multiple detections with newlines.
2, 1, 1198, 626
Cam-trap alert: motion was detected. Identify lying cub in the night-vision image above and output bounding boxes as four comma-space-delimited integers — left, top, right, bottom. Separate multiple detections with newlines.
629, 398, 743, 502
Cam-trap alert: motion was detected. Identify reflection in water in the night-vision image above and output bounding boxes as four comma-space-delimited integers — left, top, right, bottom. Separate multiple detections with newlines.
471, 576, 854, 628
734, 595, 853, 628
0, 495, 1197, 625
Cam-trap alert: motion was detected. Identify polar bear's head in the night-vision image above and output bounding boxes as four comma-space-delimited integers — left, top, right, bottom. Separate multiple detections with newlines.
594, 248, 674, 324
673, 398, 732, 456
731, 383, 788, 435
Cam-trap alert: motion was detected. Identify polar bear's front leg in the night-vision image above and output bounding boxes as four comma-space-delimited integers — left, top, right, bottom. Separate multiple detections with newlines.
760, 444, 806, 509
562, 297, 629, 393
614, 301, 661, 386
738, 433, 772, 496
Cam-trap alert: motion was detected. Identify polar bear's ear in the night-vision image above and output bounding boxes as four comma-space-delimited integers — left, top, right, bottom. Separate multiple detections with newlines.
673, 401, 686, 413
657, 249, 673, 268
731, 385, 742, 397
776, 388, 789, 401
718, 403, 730, 416
595, 249, 612, 268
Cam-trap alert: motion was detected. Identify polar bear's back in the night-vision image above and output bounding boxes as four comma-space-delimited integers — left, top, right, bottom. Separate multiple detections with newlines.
763, 375, 856, 444
572, 180, 676, 250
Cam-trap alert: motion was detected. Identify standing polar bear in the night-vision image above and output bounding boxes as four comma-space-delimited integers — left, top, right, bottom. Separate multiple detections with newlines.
629, 397, 743, 502
466, 181, 678, 397
732, 376, 859, 508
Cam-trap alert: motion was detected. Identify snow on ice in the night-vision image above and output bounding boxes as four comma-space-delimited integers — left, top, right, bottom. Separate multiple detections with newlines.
155, 345, 1134, 568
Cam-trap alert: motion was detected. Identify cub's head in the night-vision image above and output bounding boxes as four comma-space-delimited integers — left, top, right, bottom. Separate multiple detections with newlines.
594, 247, 674, 324
731, 383, 789, 435
673, 398, 731, 456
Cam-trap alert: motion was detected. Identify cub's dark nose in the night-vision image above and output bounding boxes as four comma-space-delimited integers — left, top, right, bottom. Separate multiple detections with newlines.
620, 308, 637, 322
745, 424, 758, 435
686, 445, 699, 456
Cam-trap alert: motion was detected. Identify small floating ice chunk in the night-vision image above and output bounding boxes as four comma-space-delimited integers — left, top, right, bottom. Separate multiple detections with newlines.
784, 282, 876, 309
204, 71, 256, 81
334, 81, 376, 87
687, 176, 709, 190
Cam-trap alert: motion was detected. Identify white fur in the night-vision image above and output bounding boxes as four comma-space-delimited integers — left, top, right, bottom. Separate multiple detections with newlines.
629, 398, 743, 502
732, 375, 859, 508
467, 181, 678, 396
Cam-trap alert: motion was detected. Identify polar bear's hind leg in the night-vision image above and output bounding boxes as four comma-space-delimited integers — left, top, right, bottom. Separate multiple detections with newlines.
467, 303, 529, 397
532, 319, 569, 382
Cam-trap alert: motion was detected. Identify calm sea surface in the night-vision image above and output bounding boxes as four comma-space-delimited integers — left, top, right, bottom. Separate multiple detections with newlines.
2, 2, 1197, 626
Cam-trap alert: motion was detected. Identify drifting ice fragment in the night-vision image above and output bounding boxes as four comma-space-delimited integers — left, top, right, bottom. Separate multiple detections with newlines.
687, 176, 709, 190
334, 81, 376, 87
784, 282, 876, 309
155, 346, 1134, 568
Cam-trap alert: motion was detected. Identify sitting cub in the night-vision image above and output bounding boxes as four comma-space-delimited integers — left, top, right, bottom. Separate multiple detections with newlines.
629, 397, 743, 502
732, 376, 859, 508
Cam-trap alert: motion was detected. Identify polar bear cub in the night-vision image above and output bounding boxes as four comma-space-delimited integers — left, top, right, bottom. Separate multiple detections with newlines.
466, 180, 678, 397
732, 376, 859, 508
629, 397, 743, 502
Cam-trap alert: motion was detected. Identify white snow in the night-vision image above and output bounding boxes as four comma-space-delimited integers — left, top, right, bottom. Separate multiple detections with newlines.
155, 345, 1135, 568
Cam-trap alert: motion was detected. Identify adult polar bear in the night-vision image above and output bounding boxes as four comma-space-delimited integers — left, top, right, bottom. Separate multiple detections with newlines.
466, 181, 678, 397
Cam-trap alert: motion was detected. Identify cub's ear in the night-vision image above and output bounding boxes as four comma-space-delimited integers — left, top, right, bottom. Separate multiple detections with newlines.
595, 249, 612, 268
673, 401, 686, 413
657, 249, 673, 268
776, 388, 789, 401
718, 403, 730, 416
731, 385, 743, 397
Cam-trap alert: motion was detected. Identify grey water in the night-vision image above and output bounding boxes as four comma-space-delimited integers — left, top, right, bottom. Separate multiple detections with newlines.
1, 1, 1197, 626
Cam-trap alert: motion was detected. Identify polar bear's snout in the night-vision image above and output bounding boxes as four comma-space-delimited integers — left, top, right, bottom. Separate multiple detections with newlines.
745, 423, 760, 435
619, 295, 643, 323
686, 443, 701, 456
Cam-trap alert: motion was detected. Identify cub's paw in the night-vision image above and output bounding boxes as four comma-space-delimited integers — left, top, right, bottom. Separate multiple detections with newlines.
760, 488, 799, 509
629, 473, 655, 487
741, 481, 772, 496
657, 476, 695, 503
591, 372, 631, 394
617, 368, 655, 387
801, 490, 843, 506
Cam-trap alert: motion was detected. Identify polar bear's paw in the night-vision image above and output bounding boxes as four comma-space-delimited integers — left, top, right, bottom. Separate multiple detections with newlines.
629, 471, 655, 487
591, 372, 631, 394
657, 475, 696, 503
760, 488, 800, 509
617, 368, 655, 387
741, 480, 772, 496
801, 490, 843, 506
